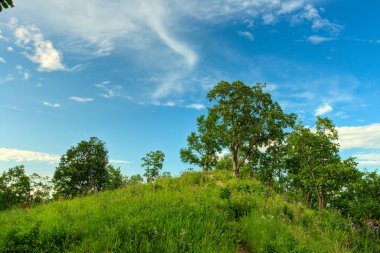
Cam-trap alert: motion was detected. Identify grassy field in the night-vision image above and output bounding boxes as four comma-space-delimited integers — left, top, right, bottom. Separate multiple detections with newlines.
0, 171, 378, 253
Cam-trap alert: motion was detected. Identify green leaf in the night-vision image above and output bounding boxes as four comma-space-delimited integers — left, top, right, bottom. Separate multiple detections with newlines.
5, 0, 14, 7
1, 1, 9, 9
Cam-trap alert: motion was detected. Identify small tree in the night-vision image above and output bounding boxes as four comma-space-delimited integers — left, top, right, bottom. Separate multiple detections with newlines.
0, 165, 31, 210
141, 150, 165, 182
30, 173, 52, 204
53, 137, 109, 198
125, 174, 143, 185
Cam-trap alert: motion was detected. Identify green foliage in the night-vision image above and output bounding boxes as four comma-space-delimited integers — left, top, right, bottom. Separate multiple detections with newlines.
124, 174, 143, 185
105, 165, 123, 190
53, 137, 109, 198
1, 172, 377, 252
0, 0, 14, 12
206, 81, 296, 177
180, 114, 221, 171
286, 118, 360, 210
332, 171, 380, 222
141, 150, 165, 183
30, 173, 52, 204
0, 165, 31, 210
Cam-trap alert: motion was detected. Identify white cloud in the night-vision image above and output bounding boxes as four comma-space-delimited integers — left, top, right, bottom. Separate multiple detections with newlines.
314, 103, 332, 116
238, 31, 254, 41
0, 148, 60, 163
353, 153, 380, 166
186, 103, 206, 110
7, 46, 13, 52
43, 101, 61, 108
262, 13, 276, 24
110, 159, 133, 165
12, 20, 65, 72
23, 71, 30, 80
338, 124, 380, 150
307, 35, 334, 44
6, 1, 340, 101
0, 56, 6, 63
165, 102, 176, 107
69, 96, 94, 103
294, 4, 342, 34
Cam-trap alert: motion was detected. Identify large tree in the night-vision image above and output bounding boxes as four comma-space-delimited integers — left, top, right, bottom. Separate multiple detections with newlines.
180, 114, 221, 171
53, 137, 109, 198
286, 117, 359, 209
0, 0, 14, 12
206, 81, 295, 178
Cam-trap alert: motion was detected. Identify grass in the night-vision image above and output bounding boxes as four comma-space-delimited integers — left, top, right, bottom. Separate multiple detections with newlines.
0, 171, 378, 252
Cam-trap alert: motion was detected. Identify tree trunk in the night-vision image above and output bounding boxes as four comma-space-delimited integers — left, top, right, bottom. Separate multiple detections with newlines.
317, 187, 325, 210
232, 150, 240, 178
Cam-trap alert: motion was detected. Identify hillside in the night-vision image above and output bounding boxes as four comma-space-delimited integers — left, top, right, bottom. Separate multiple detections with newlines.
0, 171, 378, 253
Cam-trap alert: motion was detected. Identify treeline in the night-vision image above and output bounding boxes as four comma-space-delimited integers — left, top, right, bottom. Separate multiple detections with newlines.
0, 137, 170, 210
1, 80, 379, 229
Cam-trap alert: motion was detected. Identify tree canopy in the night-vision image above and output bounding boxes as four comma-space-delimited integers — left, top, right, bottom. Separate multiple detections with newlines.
142, 150, 165, 182
286, 117, 360, 209
180, 114, 221, 171
206, 81, 296, 178
53, 137, 109, 198
0, 165, 31, 210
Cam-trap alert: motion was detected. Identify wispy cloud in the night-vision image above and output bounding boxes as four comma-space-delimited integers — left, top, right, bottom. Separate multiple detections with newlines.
186, 103, 206, 110
110, 159, 133, 165
0, 56, 6, 63
314, 103, 333, 116
69, 96, 94, 103
307, 35, 334, 44
293, 4, 343, 34
238, 31, 254, 41
43, 101, 61, 108
0, 74, 14, 84
165, 102, 176, 107
0, 148, 60, 163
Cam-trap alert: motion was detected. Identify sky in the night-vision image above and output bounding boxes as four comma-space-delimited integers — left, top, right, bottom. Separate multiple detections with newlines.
1, 0, 380, 177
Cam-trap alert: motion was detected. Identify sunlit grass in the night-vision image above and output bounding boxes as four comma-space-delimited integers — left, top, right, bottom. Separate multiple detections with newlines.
0, 171, 378, 252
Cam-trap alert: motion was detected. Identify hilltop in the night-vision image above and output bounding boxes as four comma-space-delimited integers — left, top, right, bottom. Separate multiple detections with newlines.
0, 171, 378, 253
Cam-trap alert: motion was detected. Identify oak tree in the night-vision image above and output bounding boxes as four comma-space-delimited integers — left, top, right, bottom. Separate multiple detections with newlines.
206, 81, 295, 178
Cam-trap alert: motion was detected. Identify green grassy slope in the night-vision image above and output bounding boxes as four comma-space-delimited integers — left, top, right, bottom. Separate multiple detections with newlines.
0, 172, 378, 253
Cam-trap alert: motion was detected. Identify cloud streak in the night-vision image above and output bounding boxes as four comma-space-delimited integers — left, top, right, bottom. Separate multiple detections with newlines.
43, 102, 61, 108
0, 148, 60, 163
69, 96, 94, 103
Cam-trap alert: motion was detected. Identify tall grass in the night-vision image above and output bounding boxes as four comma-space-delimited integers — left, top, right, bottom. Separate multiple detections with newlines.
0, 171, 378, 252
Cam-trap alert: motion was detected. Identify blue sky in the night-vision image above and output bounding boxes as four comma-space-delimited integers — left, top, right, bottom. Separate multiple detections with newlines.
1, 0, 380, 177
